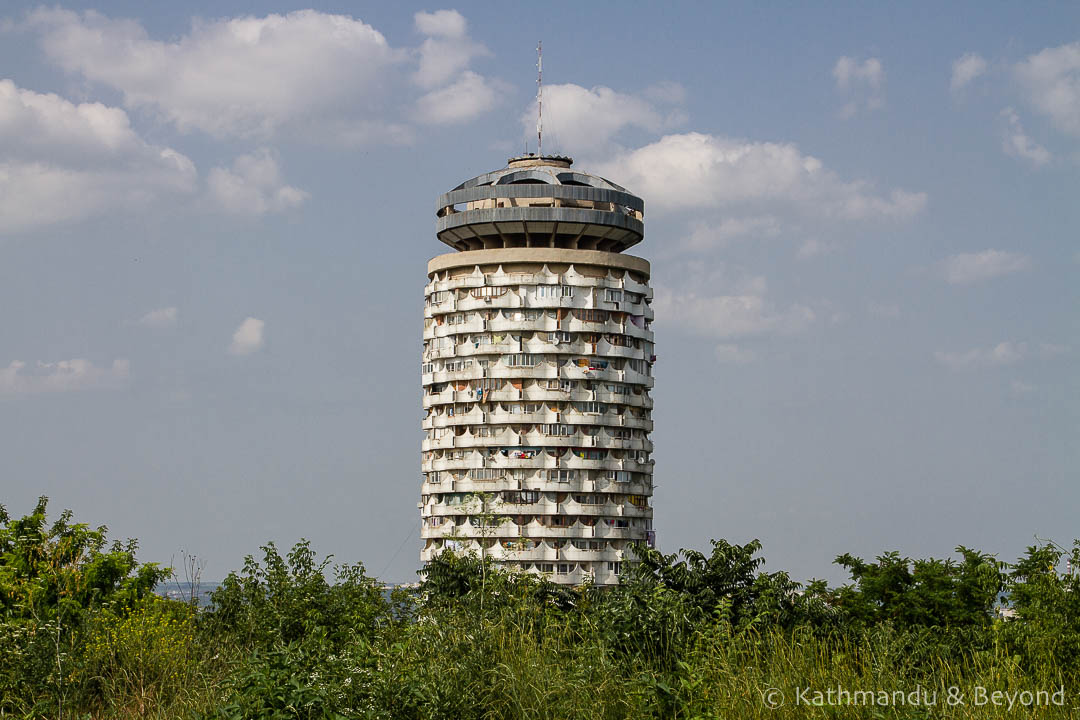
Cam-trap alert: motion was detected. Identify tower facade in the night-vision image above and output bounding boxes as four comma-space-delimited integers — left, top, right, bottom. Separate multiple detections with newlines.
420, 155, 655, 585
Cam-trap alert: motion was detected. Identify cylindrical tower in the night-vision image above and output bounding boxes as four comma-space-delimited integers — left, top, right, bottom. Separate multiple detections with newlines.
420, 154, 655, 585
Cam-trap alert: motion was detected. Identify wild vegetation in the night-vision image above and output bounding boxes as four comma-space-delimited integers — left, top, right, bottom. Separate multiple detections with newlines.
2, 497, 1078, 718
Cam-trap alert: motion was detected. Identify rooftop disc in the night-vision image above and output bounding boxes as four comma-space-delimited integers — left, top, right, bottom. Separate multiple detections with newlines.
435, 155, 645, 253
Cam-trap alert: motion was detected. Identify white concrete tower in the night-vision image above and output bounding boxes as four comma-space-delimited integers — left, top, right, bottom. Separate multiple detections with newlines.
420, 154, 655, 586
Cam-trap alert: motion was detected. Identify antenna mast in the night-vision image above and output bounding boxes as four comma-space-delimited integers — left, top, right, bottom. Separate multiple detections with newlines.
536, 40, 543, 156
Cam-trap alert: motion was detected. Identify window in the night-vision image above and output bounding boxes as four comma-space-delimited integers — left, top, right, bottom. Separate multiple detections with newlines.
605, 289, 623, 303
472, 286, 507, 298
503, 490, 540, 504
577, 309, 608, 323
470, 468, 503, 481
572, 494, 601, 505
541, 424, 572, 436
557, 563, 572, 574
548, 469, 576, 483
447, 313, 468, 325
537, 285, 574, 298
444, 359, 472, 372
421, 363, 434, 374
537, 563, 554, 573
576, 402, 606, 414
504, 353, 541, 367
610, 428, 632, 440
426, 472, 442, 483
608, 562, 622, 575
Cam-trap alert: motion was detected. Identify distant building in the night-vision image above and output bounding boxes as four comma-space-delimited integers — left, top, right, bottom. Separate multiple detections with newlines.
420, 154, 656, 585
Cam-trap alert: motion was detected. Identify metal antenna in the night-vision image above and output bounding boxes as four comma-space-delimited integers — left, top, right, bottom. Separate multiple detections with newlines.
536, 40, 543, 156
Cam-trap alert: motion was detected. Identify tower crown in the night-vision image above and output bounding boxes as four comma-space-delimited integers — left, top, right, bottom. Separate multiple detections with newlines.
435, 156, 644, 253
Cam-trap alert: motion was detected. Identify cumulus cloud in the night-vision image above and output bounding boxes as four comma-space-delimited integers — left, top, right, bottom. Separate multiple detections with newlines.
596, 132, 926, 219
679, 216, 782, 252
521, 83, 684, 155
0, 358, 129, 393
935, 342, 1026, 370
228, 317, 265, 356
653, 263, 814, 341
714, 344, 756, 364
411, 10, 505, 125
0, 79, 196, 234
138, 306, 178, 328
1015, 41, 1080, 136
1000, 107, 1051, 165
208, 149, 308, 216
940, 249, 1031, 285
951, 53, 987, 92
26, 8, 408, 143
833, 56, 884, 117
413, 10, 487, 88
415, 71, 504, 124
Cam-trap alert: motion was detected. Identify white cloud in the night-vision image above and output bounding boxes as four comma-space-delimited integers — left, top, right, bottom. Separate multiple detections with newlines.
656, 291, 815, 339
415, 71, 504, 125
653, 263, 813, 340
951, 53, 987, 92
596, 132, 926, 219
679, 216, 782, 252
0, 358, 129, 394
1000, 107, 1051, 166
27, 8, 407, 143
410, 10, 505, 125
0, 79, 196, 235
138, 306, 178, 328
228, 317, 265, 356
1015, 41, 1080, 136
934, 341, 1026, 370
1010, 379, 1036, 395
413, 10, 488, 88
796, 237, 837, 259
521, 83, 683, 155
714, 344, 756, 364
208, 149, 308, 216
940, 249, 1031, 285
833, 56, 884, 117
867, 302, 901, 318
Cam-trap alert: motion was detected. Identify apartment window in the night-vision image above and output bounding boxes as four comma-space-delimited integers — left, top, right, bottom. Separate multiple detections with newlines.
428, 290, 449, 304
470, 468, 503, 481
537, 563, 554, 573
556, 563, 573, 575
548, 469, 576, 483
472, 286, 507, 298
577, 310, 608, 323
605, 289, 623, 302
447, 313, 467, 325
572, 494, 601, 505
561, 285, 574, 297
610, 428, 632, 440
421, 363, 434, 374
608, 562, 622, 575
503, 490, 540, 504
504, 353, 541, 367
576, 401, 605, 414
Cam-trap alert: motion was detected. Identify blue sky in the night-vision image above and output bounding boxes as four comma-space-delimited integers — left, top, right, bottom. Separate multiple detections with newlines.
1, 1, 1076, 583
